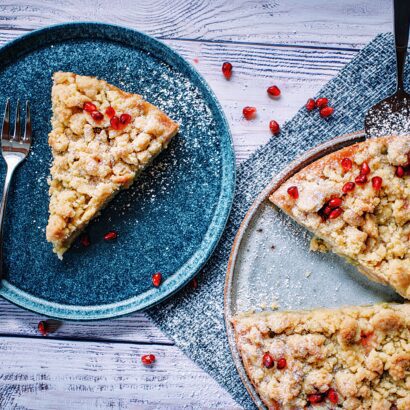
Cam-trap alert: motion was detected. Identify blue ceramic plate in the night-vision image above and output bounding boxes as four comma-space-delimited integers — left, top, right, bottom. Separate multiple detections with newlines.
0, 22, 235, 319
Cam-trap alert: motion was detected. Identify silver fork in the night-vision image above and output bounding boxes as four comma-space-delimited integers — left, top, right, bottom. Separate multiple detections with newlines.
0, 99, 32, 272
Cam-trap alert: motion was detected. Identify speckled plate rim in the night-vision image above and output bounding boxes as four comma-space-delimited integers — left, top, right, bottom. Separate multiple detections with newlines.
224, 130, 365, 409
0, 22, 236, 320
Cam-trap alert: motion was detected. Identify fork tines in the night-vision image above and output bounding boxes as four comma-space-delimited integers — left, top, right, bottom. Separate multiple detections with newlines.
1, 99, 32, 144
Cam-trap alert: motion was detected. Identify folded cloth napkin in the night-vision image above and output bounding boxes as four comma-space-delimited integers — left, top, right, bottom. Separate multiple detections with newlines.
147, 33, 399, 409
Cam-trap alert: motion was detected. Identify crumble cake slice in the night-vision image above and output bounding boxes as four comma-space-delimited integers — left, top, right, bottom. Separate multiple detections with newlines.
46, 72, 179, 258
270, 135, 410, 299
232, 304, 410, 409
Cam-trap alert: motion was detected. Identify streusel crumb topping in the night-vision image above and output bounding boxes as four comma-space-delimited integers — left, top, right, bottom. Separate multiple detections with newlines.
270, 136, 410, 299
232, 304, 410, 409
46, 72, 178, 258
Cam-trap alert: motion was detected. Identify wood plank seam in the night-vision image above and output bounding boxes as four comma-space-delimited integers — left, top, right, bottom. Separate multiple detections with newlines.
0, 333, 175, 346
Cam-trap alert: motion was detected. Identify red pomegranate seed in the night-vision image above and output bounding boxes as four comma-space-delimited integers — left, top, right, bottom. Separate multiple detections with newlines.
105, 106, 116, 118
80, 233, 90, 247
222, 62, 233, 80
396, 166, 405, 177
320, 106, 334, 118
83, 101, 97, 112
269, 120, 280, 135
341, 157, 353, 172
152, 272, 162, 287
191, 277, 198, 289
328, 197, 342, 208
91, 110, 104, 121
360, 162, 370, 175
287, 186, 299, 199
277, 358, 287, 369
323, 205, 332, 216
243, 106, 257, 120
307, 394, 323, 404
372, 176, 382, 190
267, 85, 281, 97
327, 388, 338, 404
328, 207, 343, 219
316, 97, 329, 108
38, 320, 48, 336
262, 353, 274, 369
110, 115, 121, 130
305, 98, 316, 111
342, 182, 355, 193
141, 354, 156, 366
104, 231, 117, 241
355, 174, 367, 185
120, 113, 132, 125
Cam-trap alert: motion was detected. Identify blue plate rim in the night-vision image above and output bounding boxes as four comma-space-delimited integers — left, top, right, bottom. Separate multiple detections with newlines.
0, 21, 236, 320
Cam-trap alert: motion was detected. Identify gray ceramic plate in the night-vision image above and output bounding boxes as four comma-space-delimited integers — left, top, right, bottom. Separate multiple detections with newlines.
224, 131, 403, 409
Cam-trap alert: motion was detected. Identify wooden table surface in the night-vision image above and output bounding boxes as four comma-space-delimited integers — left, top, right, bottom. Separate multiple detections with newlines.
0, 1, 393, 408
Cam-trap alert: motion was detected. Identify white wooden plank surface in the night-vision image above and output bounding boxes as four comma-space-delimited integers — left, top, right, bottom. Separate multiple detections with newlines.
0, 299, 171, 344
0, 337, 239, 409
0, 0, 391, 48
0, 1, 387, 408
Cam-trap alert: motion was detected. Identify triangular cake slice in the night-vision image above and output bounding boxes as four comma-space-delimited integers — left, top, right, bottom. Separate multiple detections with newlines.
270, 135, 410, 299
232, 304, 410, 409
46, 72, 179, 258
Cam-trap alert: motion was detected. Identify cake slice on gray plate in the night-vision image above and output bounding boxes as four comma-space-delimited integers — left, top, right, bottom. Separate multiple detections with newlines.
232, 303, 410, 409
270, 135, 410, 299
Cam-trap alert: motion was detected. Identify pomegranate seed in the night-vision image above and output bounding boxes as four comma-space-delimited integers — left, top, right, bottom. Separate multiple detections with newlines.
287, 186, 299, 199
342, 182, 355, 193
341, 157, 353, 172
327, 388, 338, 404
110, 115, 120, 130
277, 358, 287, 369
316, 97, 329, 108
262, 353, 274, 369
83, 101, 97, 112
141, 354, 156, 366
91, 110, 104, 121
80, 233, 90, 247
38, 320, 48, 336
355, 174, 367, 185
243, 106, 257, 120
372, 176, 383, 190
305, 98, 316, 111
222, 62, 233, 80
120, 113, 132, 125
396, 166, 405, 177
360, 162, 370, 175
320, 106, 334, 118
104, 231, 117, 241
307, 394, 323, 404
328, 197, 342, 208
269, 120, 280, 135
152, 272, 162, 287
328, 207, 343, 219
323, 206, 332, 216
105, 106, 116, 118
267, 85, 281, 97
191, 277, 198, 289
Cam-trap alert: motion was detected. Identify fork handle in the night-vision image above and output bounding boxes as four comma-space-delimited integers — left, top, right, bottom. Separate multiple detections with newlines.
0, 165, 16, 276
394, 0, 410, 93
